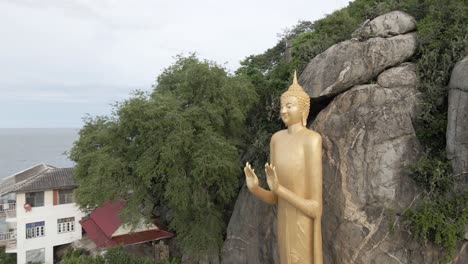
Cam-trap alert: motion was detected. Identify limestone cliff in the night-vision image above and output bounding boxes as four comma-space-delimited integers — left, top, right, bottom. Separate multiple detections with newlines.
221, 10, 466, 264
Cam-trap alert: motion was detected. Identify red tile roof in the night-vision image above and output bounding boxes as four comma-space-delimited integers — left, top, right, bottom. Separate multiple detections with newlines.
79, 199, 173, 247
80, 217, 111, 247
110, 229, 173, 246
88, 200, 125, 238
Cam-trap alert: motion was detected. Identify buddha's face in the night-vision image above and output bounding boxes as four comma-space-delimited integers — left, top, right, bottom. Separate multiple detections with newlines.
280, 96, 303, 126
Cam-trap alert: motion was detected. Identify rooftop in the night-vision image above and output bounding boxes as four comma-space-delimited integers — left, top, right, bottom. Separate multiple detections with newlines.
0, 164, 77, 195
80, 200, 173, 247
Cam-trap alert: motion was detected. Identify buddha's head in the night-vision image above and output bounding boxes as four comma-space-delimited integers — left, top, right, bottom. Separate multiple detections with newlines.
280, 71, 310, 127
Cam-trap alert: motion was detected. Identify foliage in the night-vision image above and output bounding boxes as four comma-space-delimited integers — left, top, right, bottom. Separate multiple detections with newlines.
161, 257, 180, 264
291, 8, 360, 71
402, 0, 468, 257
236, 41, 293, 174
104, 247, 153, 264
410, 153, 453, 195
345, 0, 400, 19
407, 153, 467, 257
61, 247, 153, 264
290, 0, 406, 72
410, 0, 467, 151
0, 247, 16, 264
406, 192, 468, 258
70, 55, 257, 257
61, 248, 104, 264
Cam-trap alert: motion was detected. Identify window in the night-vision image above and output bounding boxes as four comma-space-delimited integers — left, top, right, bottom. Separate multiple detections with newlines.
57, 217, 75, 233
26, 221, 45, 239
58, 189, 74, 204
25, 192, 44, 207
26, 248, 45, 263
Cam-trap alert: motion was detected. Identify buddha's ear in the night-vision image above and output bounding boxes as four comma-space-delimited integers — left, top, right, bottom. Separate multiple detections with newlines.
302, 112, 307, 126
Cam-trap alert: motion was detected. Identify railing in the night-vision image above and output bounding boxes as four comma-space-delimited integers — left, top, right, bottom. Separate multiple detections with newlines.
0, 203, 16, 213
0, 230, 16, 241
5, 239, 17, 251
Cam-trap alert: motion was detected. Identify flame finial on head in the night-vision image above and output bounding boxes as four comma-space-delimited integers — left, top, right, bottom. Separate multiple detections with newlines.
293, 70, 298, 85
281, 70, 311, 126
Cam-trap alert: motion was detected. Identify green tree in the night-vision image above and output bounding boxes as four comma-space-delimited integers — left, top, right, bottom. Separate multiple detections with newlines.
70, 55, 257, 257
104, 247, 153, 264
0, 247, 16, 264
61, 247, 153, 264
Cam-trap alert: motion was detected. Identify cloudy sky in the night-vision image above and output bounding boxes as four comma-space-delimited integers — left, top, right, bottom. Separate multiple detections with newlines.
0, 0, 350, 128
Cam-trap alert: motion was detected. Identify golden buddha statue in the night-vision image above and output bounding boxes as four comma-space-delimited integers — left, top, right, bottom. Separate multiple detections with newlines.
244, 72, 323, 264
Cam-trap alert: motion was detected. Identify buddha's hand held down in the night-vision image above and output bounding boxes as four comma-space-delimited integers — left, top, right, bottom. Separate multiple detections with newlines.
244, 162, 259, 191
265, 163, 279, 192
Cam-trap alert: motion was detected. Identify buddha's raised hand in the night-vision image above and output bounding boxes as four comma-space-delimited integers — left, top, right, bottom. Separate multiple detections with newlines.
244, 162, 259, 191
265, 163, 279, 192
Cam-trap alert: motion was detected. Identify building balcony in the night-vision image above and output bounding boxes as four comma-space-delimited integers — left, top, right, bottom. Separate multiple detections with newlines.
5, 239, 17, 253
0, 203, 16, 220
0, 203, 15, 214
0, 229, 17, 241
0, 229, 17, 253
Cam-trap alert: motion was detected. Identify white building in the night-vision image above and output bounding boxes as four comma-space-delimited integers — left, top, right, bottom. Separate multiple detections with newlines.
0, 164, 84, 264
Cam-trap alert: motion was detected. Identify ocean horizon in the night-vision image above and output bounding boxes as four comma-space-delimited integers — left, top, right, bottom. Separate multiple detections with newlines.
0, 128, 80, 179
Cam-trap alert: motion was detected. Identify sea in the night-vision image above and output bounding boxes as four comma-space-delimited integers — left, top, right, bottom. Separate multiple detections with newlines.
0, 128, 80, 180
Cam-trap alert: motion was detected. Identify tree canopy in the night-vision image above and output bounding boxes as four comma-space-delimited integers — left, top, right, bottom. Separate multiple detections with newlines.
0, 247, 16, 264
70, 55, 257, 256
60, 247, 155, 264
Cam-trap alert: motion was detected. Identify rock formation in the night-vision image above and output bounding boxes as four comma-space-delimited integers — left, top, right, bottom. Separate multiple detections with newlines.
352, 11, 417, 39
221, 187, 279, 264
446, 56, 468, 264
377, 62, 420, 118
447, 56, 468, 190
299, 32, 417, 99
222, 11, 466, 264
377, 62, 418, 88
311, 72, 423, 263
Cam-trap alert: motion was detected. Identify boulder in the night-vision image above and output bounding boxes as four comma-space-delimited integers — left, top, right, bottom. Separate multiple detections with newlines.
299, 33, 418, 99
447, 56, 468, 189
377, 62, 418, 88
453, 242, 468, 264
352, 11, 416, 39
221, 186, 279, 264
311, 83, 426, 263
377, 63, 420, 119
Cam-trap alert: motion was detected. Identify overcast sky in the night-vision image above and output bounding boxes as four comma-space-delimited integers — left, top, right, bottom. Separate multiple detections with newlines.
0, 0, 350, 128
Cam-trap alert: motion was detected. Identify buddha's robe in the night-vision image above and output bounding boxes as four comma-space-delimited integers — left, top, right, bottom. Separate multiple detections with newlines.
271, 130, 321, 264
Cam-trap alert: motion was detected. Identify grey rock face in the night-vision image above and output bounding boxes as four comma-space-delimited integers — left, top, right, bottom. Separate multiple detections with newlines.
448, 56, 468, 92
453, 242, 468, 264
311, 83, 425, 263
221, 187, 279, 264
352, 11, 416, 39
299, 33, 418, 99
447, 56, 468, 189
377, 63, 420, 119
377, 62, 418, 88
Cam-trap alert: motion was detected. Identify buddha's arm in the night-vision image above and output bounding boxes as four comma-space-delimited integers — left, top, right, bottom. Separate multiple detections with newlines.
248, 185, 278, 205
275, 135, 323, 219
275, 186, 321, 218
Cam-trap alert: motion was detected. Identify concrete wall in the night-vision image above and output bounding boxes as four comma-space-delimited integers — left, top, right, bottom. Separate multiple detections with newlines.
15, 190, 84, 264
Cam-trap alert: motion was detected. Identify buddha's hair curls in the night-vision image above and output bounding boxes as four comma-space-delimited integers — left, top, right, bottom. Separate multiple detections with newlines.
280, 71, 310, 126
